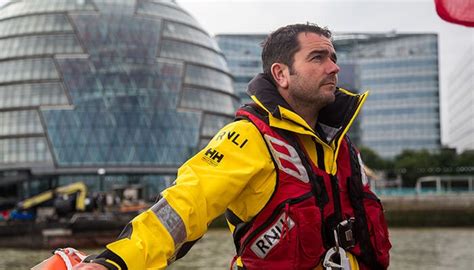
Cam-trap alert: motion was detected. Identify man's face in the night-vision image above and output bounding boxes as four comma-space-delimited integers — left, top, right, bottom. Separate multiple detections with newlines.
287, 32, 340, 108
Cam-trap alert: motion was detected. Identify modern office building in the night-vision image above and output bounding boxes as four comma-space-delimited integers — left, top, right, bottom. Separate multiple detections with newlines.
0, 0, 238, 201
217, 33, 441, 158
338, 33, 441, 158
448, 45, 474, 153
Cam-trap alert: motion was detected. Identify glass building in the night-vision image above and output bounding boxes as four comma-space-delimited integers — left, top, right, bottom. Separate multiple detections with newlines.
215, 34, 266, 104
336, 33, 441, 158
448, 45, 474, 153
0, 0, 238, 201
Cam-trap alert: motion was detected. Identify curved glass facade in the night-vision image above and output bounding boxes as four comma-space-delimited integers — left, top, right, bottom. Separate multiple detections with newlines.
0, 0, 237, 197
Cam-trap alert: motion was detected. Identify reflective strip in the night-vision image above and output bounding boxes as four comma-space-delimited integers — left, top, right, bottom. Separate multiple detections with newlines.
357, 153, 369, 186
150, 198, 187, 247
264, 134, 309, 183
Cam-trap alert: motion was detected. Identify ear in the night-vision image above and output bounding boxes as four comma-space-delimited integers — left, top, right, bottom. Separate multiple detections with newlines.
270, 63, 290, 89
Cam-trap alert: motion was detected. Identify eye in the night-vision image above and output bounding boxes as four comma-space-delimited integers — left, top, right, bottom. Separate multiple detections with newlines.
311, 54, 323, 61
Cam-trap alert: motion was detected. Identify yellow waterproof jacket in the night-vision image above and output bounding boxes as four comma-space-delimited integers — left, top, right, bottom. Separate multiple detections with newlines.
95, 74, 368, 270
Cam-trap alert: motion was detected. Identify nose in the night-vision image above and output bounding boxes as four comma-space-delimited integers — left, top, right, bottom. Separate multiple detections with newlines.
327, 61, 340, 75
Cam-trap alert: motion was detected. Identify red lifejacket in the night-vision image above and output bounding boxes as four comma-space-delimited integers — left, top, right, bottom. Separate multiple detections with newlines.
226, 105, 391, 270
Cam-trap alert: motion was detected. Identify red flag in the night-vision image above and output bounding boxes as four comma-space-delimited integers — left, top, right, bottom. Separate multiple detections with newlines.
435, 0, 474, 27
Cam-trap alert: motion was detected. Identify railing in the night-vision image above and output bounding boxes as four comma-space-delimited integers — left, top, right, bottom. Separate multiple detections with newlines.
415, 175, 474, 194
371, 175, 474, 196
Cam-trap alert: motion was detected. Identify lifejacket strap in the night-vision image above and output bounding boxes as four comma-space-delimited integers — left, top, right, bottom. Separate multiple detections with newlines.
346, 139, 384, 270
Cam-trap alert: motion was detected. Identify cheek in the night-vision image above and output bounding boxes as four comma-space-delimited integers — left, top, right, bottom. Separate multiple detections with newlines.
307, 68, 325, 79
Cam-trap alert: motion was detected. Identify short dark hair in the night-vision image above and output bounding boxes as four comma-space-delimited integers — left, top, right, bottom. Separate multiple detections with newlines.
261, 23, 332, 79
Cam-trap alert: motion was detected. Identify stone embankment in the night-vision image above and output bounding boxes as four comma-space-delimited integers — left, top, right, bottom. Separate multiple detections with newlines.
381, 193, 474, 226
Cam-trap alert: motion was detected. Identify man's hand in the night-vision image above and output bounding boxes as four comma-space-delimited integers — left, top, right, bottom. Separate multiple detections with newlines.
72, 262, 108, 270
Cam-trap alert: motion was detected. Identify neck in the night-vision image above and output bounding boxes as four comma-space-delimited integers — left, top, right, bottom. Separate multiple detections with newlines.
292, 106, 320, 130
283, 95, 323, 130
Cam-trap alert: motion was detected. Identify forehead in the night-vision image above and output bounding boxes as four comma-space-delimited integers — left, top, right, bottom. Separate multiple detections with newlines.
295, 32, 335, 54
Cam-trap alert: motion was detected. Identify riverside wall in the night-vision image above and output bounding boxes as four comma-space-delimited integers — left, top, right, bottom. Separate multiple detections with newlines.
380, 193, 474, 227
208, 193, 474, 228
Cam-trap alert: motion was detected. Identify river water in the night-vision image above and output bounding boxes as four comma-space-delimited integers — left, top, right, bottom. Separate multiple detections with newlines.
0, 228, 472, 270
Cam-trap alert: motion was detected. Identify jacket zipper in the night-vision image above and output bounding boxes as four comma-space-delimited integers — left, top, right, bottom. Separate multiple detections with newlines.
238, 192, 313, 255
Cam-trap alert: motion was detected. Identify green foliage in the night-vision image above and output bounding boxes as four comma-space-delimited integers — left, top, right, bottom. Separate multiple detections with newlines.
359, 146, 382, 169
457, 150, 474, 168
394, 149, 434, 187
359, 146, 474, 187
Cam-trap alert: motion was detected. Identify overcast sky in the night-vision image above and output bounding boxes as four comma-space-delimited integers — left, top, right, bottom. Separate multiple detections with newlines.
178, 0, 474, 145
0, 0, 472, 144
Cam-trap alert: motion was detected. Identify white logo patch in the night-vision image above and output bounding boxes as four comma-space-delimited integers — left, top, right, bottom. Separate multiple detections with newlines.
264, 134, 309, 183
250, 213, 295, 258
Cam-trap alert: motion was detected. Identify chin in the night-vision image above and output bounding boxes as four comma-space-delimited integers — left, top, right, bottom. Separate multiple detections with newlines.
325, 91, 336, 103
326, 96, 336, 105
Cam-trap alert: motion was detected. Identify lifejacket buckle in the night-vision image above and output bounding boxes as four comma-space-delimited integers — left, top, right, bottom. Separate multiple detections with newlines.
322, 227, 352, 270
322, 246, 351, 270
336, 217, 356, 249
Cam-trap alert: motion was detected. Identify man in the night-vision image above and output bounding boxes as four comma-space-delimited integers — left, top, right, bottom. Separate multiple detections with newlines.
74, 23, 391, 270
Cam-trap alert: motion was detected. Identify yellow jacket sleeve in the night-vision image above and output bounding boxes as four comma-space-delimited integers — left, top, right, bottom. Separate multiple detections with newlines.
97, 120, 272, 269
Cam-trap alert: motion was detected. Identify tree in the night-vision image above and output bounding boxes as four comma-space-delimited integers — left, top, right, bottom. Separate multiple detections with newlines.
394, 149, 434, 187
359, 147, 474, 188
359, 146, 390, 170
455, 150, 474, 173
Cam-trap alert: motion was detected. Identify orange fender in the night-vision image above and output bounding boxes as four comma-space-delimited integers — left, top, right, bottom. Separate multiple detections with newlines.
31, 248, 87, 270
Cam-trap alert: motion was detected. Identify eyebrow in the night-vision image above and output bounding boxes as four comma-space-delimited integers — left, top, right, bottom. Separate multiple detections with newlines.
307, 49, 338, 63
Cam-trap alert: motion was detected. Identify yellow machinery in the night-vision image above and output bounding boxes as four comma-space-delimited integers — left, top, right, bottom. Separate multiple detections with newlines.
17, 182, 87, 212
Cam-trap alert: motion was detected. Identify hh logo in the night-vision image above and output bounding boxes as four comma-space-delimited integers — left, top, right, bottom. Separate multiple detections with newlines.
264, 134, 309, 183
250, 213, 295, 258
202, 148, 224, 166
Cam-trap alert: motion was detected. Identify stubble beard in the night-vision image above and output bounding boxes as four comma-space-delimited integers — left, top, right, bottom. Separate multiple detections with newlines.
288, 69, 337, 109
289, 81, 335, 112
